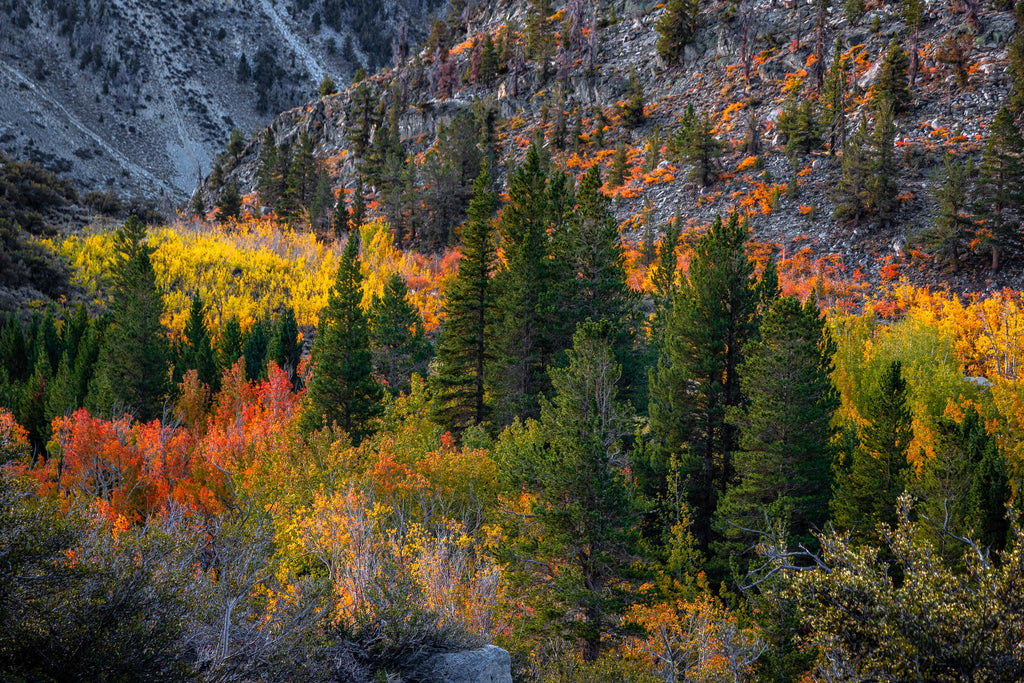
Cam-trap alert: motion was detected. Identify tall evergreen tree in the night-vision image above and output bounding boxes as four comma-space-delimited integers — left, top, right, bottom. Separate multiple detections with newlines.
492, 145, 553, 421
0, 312, 29, 384
349, 175, 367, 232
821, 37, 849, 155
243, 318, 270, 382
974, 107, 1024, 271
217, 316, 244, 373
648, 212, 763, 550
874, 40, 912, 113
865, 100, 899, 224
832, 117, 871, 225
432, 163, 498, 433
656, 0, 699, 63
91, 216, 169, 421
175, 293, 218, 391
563, 166, 642, 404
832, 360, 913, 542
917, 405, 1010, 553
922, 154, 975, 273
778, 94, 820, 155
672, 104, 722, 186
266, 306, 302, 377
716, 296, 838, 555
620, 67, 646, 128
301, 234, 384, 444
498, 321, 639, 662
650, 214, 681, 343
280, 132, 319, 218
256, 130, 287, 208
368, 274, 432, 396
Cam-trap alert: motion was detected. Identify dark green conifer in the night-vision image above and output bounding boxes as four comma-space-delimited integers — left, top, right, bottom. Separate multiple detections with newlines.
302, 234, 383, 443
716, 296, 838, 555
671, 104, 722, 186
648, 212, 762, 550
497, 321, 638, 662
657, 0, 699, 63
433, 163, 498, 433
90, 216, 169, 421
242, 318, 270, 382
266, 306, 303, 378
874, 40, 912, 113
974, 107, 1024, 271
620, 67, 646, 128
368, 274, 432, 396
922, 154, 975, 273
609, 140, 628, 189
832, 360, 913, 542
175, 294, 218, 390
217, 316, 244, 373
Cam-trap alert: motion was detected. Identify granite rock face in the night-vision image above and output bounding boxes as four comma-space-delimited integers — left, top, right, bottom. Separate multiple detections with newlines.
426, 645, 512, 683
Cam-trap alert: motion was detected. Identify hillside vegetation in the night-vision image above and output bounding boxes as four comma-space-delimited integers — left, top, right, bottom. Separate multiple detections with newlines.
3, 0, 1024, 679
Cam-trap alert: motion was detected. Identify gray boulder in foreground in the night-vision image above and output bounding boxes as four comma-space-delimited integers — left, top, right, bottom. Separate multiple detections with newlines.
426, 644, 512, 683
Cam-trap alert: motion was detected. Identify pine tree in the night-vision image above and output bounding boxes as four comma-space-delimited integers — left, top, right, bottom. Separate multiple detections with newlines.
620, 67, 646, 128
565, 165, 635, 335
44, 350, 76, 426
91, 216, 169, 421
0, 312, 29, 384
368, 274, 432, 396
874, 40, 912, 113
243, 318, 270, 382
609, 140, 628, 188
301, 234, 384, 444
226, 129, 245, 158
349, 176, 367, 231
217, 316, 244, 372
917, 405, 1010, 553
671, 104, 722, 186
309, 168, 335, 231
17, 345, 50, 457
716, 296, 838, 555
433, 163, 498, 433
266, 306, 302, 377
657, 0, 700, 63
922, 154, 975, 273
865, 100, 899, 224
347, 80, 376, 158
491, 145, 564, 423
974, 107, 1024, 271
480, 33, 499, 85
648, 212, 763, 550
650, 214, 681, 343
175, 293, 218, 391
318, 74, 337, 97
281, 132, 318, 218
332, 192, 350, 240
215, 182, 242, 223
821, 37, 849, 155
256, 131, 287, 208
562, 167, 642, 405
497, 321, 638, 662
832, 360, 913, 542
1010, 33, 1024, 113
778, 94, 820, 155
832, 117, 870, 225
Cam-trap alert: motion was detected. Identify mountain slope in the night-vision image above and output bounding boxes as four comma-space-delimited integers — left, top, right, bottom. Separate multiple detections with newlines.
0, 0, 443, 199
200, 0, 1022, 293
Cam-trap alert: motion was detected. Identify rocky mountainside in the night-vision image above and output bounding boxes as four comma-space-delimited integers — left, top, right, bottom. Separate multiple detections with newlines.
0, 0, 444, 200
200, 0, 1023, 293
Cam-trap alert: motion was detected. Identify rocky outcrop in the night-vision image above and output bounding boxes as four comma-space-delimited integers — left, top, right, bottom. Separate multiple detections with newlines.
425, 645, 512, 683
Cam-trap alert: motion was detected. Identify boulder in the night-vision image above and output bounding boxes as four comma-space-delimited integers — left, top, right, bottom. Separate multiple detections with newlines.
425, 644, 512, 683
